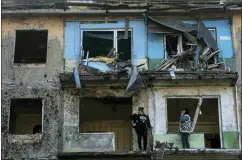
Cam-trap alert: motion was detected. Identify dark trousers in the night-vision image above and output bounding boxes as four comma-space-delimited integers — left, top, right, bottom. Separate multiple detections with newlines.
138, 133, 147, 150
181, 133, 190, 148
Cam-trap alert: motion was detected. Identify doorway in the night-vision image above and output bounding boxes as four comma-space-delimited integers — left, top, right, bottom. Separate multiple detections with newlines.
79, 97, 133, 151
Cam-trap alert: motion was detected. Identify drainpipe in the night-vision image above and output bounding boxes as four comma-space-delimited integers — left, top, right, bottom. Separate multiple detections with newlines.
235, 85, 241, 149
150, 88, 156, 151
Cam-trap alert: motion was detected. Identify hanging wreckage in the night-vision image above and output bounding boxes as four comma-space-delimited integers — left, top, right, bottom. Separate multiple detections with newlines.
69, 16, 234, 95
147, 16, 225, 72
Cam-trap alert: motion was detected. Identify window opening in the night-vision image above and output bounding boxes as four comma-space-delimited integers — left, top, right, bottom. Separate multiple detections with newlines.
9, 99, 43, 134
117, 31, 131, 60
83, 31, 114, 58
14, 30, 48, 64
167, 98, 221, 148
79, 97, 132, 151
82, 30, 131, 61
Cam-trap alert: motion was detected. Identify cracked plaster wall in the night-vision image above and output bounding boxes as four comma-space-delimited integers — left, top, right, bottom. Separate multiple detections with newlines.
63, 88, 128, 152
1, 86, 62, 159
62, 88, 151, 151
232, 13, 241, 149
1, 17, 64, 86
1, 17, 64, 159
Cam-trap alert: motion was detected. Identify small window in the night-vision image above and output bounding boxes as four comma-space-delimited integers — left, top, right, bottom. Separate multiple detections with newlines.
9, 99, 43, 134
165, 34, 184, 59
14, 30, 48, 64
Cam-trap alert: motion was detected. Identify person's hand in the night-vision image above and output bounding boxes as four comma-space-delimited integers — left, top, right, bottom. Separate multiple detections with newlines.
181, 110, 185, 116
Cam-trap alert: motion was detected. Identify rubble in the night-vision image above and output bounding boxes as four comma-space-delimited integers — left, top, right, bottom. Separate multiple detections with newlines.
147, 16, 226, 73
72, 16, 233, 94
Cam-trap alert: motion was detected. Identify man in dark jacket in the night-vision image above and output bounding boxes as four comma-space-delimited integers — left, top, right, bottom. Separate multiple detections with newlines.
131, 107, 152, 151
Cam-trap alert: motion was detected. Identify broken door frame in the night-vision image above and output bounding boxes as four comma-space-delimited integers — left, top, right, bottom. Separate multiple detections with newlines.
165, 95, 223, 148
80, 29, 133, 62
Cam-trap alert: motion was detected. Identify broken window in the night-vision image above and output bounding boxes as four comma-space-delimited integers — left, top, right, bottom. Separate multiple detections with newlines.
167, 98, 221, 148
9, 99, 43, 134
82, 30, 131, 61
165, 34, 181, 57
83, 31, 114, 57
14, 30, 48, 64
117, 31, 131, 60
207, 29, 218, 65
79, 97, 132, 151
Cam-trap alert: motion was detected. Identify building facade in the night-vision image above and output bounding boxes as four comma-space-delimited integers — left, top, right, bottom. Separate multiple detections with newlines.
1, 0, 241, 159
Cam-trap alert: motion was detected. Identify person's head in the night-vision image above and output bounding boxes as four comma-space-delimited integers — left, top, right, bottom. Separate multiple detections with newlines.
138, 107, 144, 114
183, 108, 189, 115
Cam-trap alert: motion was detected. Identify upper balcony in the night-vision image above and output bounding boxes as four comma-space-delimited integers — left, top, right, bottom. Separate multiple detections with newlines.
60, 16, 239, 93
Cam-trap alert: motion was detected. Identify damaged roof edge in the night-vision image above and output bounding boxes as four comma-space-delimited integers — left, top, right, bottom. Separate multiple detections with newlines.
1, 9, 240, 17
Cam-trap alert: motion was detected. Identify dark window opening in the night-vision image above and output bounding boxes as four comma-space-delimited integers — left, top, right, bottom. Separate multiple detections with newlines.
117, 31, 131, 60
83, 31, 114, 58
166, 35, 178, 56
14, 30, 48, 64
79, 97, 133, 151
33, 125, 42, 134
82, 30, 131, 61
182, 36, 192, 51
9, 99, 42, 134
167, 98, 221, 149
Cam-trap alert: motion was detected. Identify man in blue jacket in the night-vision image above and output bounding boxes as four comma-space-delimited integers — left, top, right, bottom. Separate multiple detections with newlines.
179, 108, 192, 148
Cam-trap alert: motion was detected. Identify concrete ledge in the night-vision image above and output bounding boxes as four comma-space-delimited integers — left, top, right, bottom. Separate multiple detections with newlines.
63, 132, 115, 152
60, 71, 238, 88
58, 149, 242, 160
8, 133, 43, 143
58, 151, 151, 159
154, 133, 205, 149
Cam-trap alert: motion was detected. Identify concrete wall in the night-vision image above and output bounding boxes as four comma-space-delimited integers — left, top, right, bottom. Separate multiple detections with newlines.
232, 13, 242, 150
62, 88, 129, 152
154, 133, 205, 149
1, 17, 64, 159
144, 86, 240, 149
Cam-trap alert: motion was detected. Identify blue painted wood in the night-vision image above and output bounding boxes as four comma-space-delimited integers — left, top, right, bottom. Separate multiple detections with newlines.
184, 19, 233, 59
148, 33, 164, 59
64, 22, 81, 60
64, 20, 146, 64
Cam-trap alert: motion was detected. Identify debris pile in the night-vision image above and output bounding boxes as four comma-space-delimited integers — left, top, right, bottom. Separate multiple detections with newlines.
154, 141, 179, 160
73, 17, 232, 94
148, 16, 227, 72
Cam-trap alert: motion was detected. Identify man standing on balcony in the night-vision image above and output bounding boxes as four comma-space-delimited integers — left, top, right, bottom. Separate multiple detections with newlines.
131, 107, 152, 151
179, 108, 192, 148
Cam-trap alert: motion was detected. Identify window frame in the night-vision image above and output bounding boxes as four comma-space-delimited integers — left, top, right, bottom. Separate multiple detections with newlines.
165, 96, 223, 148
80, 29, 132, 61
164, 33, 183, 59
8, 98, 44, 135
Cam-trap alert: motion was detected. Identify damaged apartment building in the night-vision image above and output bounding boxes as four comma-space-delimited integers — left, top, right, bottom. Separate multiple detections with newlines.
1, 0, 242, 159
